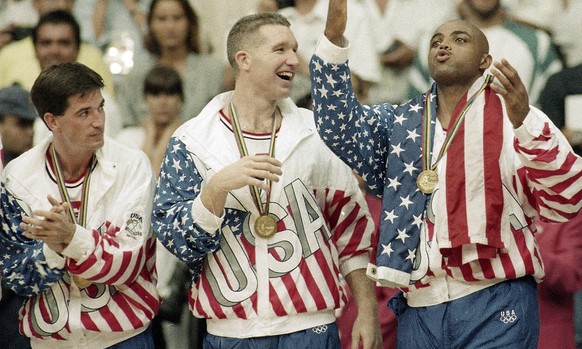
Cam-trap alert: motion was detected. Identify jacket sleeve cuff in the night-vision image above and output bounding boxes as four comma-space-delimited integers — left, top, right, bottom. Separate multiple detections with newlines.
192, 196, 224, 237
339, 252, 370, 277
514, 106, 547, 142
314, 35, 350, 65
61, 225, 96, 262
43, 244, 66, 269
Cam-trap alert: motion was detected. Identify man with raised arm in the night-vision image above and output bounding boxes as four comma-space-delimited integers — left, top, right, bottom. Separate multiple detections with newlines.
310, 0, 582, 347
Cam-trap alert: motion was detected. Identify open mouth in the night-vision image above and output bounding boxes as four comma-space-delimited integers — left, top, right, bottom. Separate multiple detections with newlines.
277, 71, 293, 81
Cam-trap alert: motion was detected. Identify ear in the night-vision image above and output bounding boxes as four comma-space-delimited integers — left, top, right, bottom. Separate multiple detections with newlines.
234, 50, 251, 73
43, 112, 59, 132
479, 53, 493, 72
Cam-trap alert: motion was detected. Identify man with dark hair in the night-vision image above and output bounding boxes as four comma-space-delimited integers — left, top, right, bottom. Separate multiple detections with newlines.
153, 12, 381, 349
0, 62, 159, 348
310, 0, 582, 347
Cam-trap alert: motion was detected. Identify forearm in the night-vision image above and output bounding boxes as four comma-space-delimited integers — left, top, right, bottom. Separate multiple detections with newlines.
344, 268, 382, 349
325, 0, 347, 46
344, 268, 378, 320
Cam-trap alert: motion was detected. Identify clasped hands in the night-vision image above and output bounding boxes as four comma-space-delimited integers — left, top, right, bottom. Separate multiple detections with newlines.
21, 195, 76, 254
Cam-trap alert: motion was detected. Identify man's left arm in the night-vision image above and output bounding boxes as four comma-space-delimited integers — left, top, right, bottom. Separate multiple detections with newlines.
492, 59, 582, 221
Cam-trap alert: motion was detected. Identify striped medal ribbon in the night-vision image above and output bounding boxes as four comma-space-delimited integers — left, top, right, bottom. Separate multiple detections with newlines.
418, 74, 493, 194
50, 144, 97, 288
229, 102, 278, 239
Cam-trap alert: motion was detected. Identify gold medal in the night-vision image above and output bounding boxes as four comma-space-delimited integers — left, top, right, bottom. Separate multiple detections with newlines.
254, 214, 277, 238
416, 169, 438, 194
72, 275, 92, 289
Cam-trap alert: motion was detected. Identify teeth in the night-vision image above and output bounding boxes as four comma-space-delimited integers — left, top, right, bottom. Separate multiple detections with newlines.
278, 72, 293, 78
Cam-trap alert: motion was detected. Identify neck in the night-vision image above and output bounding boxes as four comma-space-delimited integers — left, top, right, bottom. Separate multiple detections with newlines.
52, 143, 94, 181
230, 90, 278, 133
158, 46, 188, 64
435, 82, 474, 128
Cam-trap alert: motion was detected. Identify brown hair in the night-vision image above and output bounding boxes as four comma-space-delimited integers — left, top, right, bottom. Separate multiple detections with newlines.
143, 0, 200, 55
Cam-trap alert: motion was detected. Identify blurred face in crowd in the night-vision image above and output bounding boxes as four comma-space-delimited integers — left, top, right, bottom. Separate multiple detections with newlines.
32, 0, 75, 16
34, 22, 79, 70
145, 92, 183, 127
464, 0, 502, 19
149, 0, 189, 51
0, 115, 34, 156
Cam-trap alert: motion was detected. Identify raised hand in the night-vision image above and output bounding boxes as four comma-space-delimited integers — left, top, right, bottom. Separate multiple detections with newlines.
490, 59, 530, 128
325, 0, 348, 46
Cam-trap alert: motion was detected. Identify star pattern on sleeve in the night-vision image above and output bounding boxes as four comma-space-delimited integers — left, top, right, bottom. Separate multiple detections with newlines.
0, 182, 64, 296
310, 53, 437, 284
153, 137, 222, 279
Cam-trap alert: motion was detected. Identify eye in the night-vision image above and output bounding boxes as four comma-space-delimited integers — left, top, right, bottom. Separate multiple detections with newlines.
455, 37, 467, 43
431, 40, 441, 48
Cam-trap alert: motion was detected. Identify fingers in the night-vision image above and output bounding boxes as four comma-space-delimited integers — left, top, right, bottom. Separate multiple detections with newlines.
47, 194, 60, 207
491, 59, 526, 94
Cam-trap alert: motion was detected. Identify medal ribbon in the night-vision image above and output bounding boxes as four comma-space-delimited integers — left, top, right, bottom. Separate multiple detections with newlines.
228, 102, 277, 216
422, 74, 493, 172
49, 145, 97, 227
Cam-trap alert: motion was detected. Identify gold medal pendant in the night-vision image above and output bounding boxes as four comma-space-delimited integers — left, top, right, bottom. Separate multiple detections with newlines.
72, 275, 92, 289
254, 214, 277, 239
416, 169, 438, 194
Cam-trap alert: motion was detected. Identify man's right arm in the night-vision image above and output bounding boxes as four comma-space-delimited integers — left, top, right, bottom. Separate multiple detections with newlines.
152, 137, 222, 267
0, 182, 65, 297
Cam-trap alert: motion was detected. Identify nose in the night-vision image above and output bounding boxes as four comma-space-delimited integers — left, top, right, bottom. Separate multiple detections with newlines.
439, 39, 451, 50
92, 109, 105, 129
287, 50, 299, 68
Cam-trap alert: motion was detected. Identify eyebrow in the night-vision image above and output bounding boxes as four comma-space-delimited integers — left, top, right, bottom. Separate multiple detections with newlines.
430, 30, 472, 42
73, 98, 105, 116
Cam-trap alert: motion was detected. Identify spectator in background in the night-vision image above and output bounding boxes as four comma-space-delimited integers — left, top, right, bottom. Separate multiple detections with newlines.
535, 211, 582, 349
549, 0, 582, 68
277, 0, 381, 103
92, 0, 152, 56
29, 10, 123, 144
116, 64, 183, 173
117, 0, 225, 127
0, 0, 116, 98
538, 64, 582, 156
408, 0, 562, 106
0, 0, 37, 49
0, 86, 37, 166
501, 0, 561, 32
361, 0, 451, 105
0, 85, 39, 349
116, 63, 191, 349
